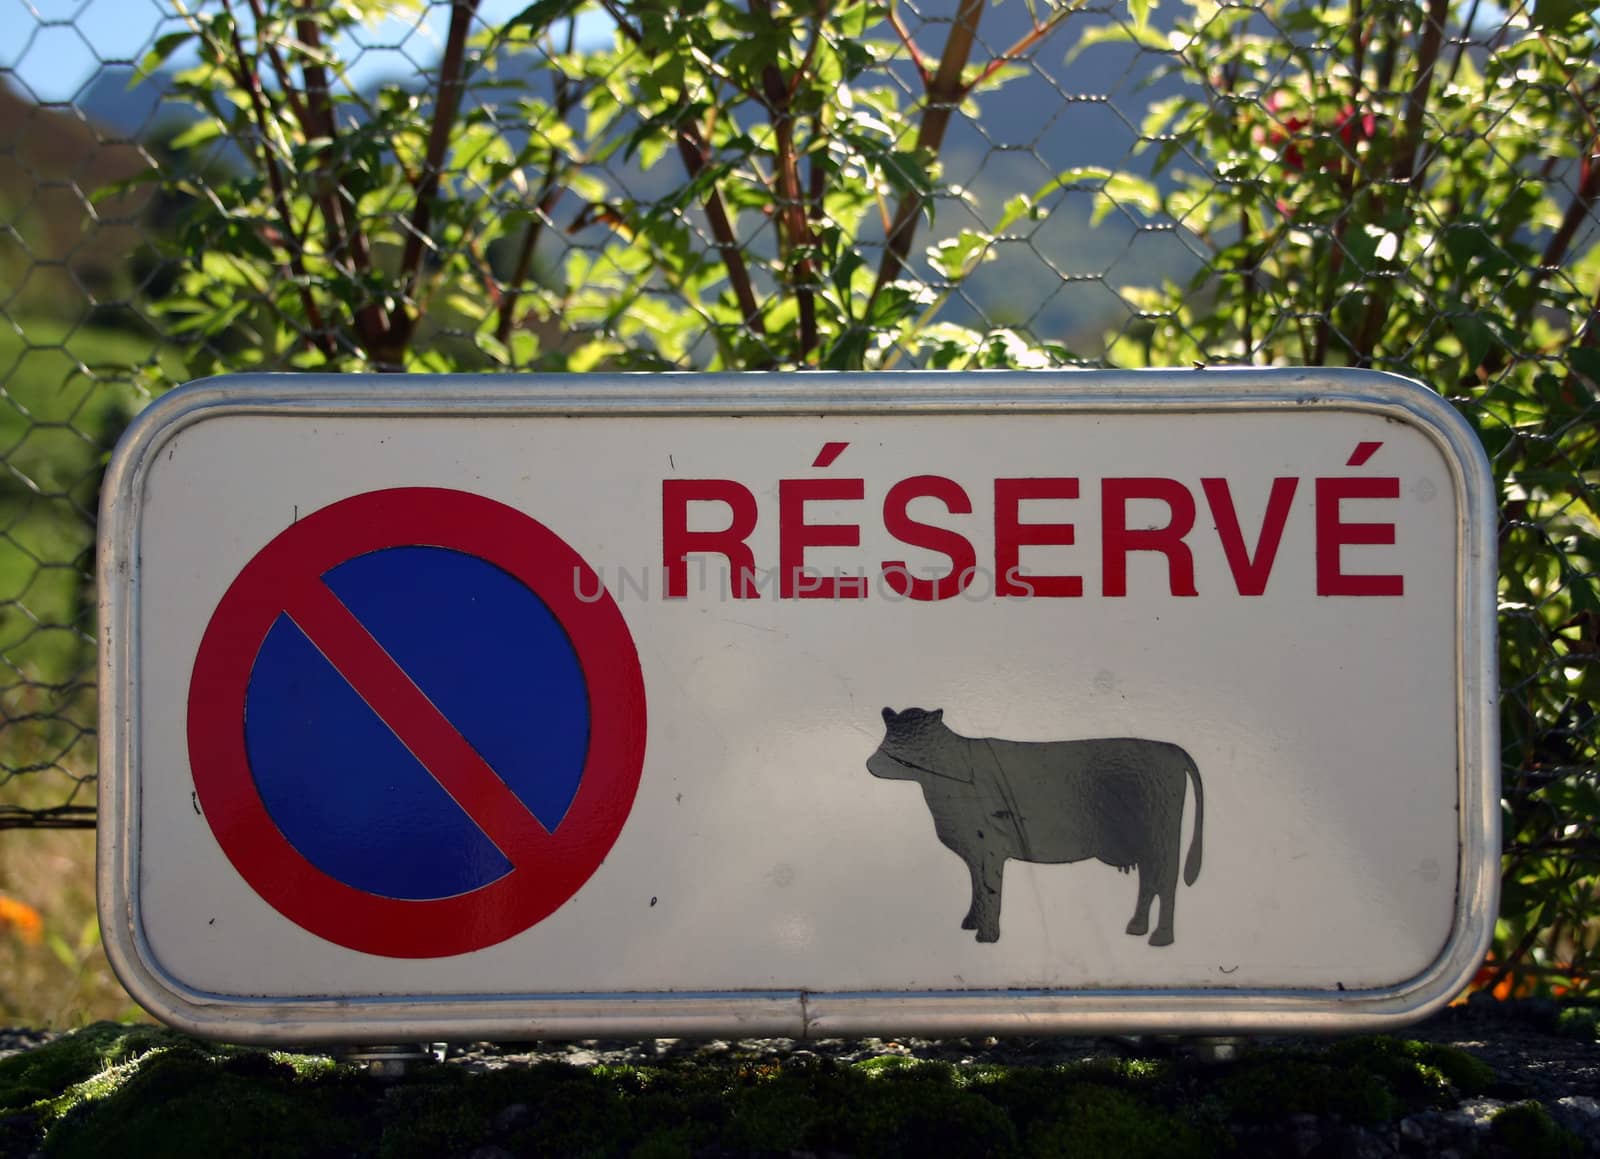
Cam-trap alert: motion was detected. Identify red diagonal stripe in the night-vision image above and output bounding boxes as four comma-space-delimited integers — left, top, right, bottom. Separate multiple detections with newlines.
282, 577, 552, 864
812, 441, 849, 468
1347, 440, 1383, 467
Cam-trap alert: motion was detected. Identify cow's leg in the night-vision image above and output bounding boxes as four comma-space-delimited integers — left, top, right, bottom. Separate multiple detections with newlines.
1126, 862, 1156, 937
971, 854, 1005, 943
1149, 848, 1181, 947
961, 857, 982, 930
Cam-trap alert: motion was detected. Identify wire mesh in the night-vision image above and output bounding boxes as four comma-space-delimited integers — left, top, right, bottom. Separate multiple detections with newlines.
0, 0, 1594, 993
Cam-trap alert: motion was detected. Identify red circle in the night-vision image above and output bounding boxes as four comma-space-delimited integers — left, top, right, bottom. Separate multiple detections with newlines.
187, 488, 647, 958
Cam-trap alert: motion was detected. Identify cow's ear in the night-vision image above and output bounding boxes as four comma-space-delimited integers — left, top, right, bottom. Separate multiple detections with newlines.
930, 709, 944, 723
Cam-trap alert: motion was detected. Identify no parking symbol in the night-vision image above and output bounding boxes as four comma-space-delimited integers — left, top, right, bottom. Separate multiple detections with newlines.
186, 487, 647, 958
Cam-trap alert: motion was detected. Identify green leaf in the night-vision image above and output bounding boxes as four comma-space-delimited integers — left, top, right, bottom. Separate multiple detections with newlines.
505, 0, 589, 32
1530, 0, 1588, 29
1029, 167, 1161, 225
1129, 0, 1156, 31
995, 193, 1040, 233
166, 118, 227, 152
1066, 20, 1172, 58
1440, 223, 1498, 274
1451, 315, 1496, 371
136, 30, 196, 82
834, 0, 872, 38
1570, 346, 1600, 388
928, 230, 995, 279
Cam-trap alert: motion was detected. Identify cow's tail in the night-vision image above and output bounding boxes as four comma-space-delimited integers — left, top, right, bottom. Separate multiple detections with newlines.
1183, 757, 1204, 886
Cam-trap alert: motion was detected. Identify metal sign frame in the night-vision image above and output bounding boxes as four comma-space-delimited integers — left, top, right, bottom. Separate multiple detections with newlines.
98, 369, 1498, 1045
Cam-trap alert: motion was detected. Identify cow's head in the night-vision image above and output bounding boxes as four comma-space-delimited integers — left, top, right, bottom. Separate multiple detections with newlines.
866, 706, 970, 783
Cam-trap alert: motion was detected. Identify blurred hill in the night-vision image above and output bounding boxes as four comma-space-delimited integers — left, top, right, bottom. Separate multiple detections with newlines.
0, 80, 155, 325
3, 6, 1204, 352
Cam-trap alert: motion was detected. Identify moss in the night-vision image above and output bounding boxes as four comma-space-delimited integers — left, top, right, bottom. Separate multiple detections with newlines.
1219, 1036, 1500, 1128
375, 1072, 494, 1159
0, 1028, 1540, 1156
41, 1046, 370, 1159
1327, 1036, 1493, 1105
718, 1064, 836, 1152
1220, 1056, 1398, 1125
1416, 1043, 1494, 1095
1115, 1057, 1170, 1084
0, 1022, 187, 1115
1554, 1006, 1600, 1041
1054, 1055, 1173, 1088
852, 1053, 927, 1076
379, 1063, 629, 1159
267, 1051, 339, 1078
841, 1065, 1019, 1159
628, 1127, 697, 1159
0, 1107, 43, 1158
1024, 1084, 1220, 1159
1488, 1101, 1584, 1159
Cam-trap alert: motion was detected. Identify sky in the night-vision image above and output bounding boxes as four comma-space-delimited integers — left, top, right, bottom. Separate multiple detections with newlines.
0, 0, 610, 105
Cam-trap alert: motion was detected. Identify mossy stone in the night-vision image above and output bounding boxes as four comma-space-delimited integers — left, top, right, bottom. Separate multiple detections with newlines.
1220, 1057, 1398, 1125
0, 1024, 1540, 1156
1023, 1084, 1219, 1159
42, 1048, 368, 1159
1555, 1007, 1600, 1042
1488, 1100, 1584, 1159
1328, 1036, 1493, 1105
0, 1022, 187, 1115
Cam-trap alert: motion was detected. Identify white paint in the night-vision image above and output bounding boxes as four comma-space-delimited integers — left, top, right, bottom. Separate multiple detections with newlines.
99, 374, 1498, 1039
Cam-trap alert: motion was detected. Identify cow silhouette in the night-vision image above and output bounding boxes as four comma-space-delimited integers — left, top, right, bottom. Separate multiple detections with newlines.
866, 707, 1204, 946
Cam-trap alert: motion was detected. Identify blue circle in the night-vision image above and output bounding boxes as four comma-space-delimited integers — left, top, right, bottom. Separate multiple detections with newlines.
243, 546, 591, 900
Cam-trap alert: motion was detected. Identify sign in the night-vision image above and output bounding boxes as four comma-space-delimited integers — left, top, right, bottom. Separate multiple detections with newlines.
98, 370, 1498, 1045
186, 487, 645, 958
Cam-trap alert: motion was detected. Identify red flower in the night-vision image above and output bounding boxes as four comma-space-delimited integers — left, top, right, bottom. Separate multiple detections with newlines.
1334, 105, 1377, 153
1266, 96, 1375, 175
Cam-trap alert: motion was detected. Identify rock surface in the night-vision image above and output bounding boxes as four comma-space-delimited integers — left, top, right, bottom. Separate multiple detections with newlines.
1, 999, 1596, 1157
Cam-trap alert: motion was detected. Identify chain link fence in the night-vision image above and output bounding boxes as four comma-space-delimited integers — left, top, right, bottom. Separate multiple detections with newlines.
0, 0, 1595, 995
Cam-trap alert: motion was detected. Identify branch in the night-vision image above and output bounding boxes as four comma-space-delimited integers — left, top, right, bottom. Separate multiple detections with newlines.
494, 183, 567, 346
291, 14, 391, 353
1351, 0, 1368, 86
1239, 205, 1256, 361
495, 20, 584, 349
676, 124, 766, 337
964, 5, 1080, 92
1466, 133, 1600, 380
1477, 924, 1543, 996
887, 1, 933, 84
788, 3, 828, 100
1526, 16, 1600, 140
1349, 0, 1450, 363
757, 0, 826, 359
870, 0, 986, 298
244, 0, 309, 127
395, 0, 481, 362
1448, 0, 1481, 83
607, 3, 766, 341
1581, 281, 1600, 349
219, 0, 334, 358
1538, 140, 1600, 284
598, 0, 633, 36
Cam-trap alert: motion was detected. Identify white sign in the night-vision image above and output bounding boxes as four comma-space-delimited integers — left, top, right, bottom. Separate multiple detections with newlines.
98, 370, 1498, 1044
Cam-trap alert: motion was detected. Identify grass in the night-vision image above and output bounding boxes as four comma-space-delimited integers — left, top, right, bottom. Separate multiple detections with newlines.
0, 314, 180, 1028
0, 317, 178, 685
0, 824, 144, 1028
